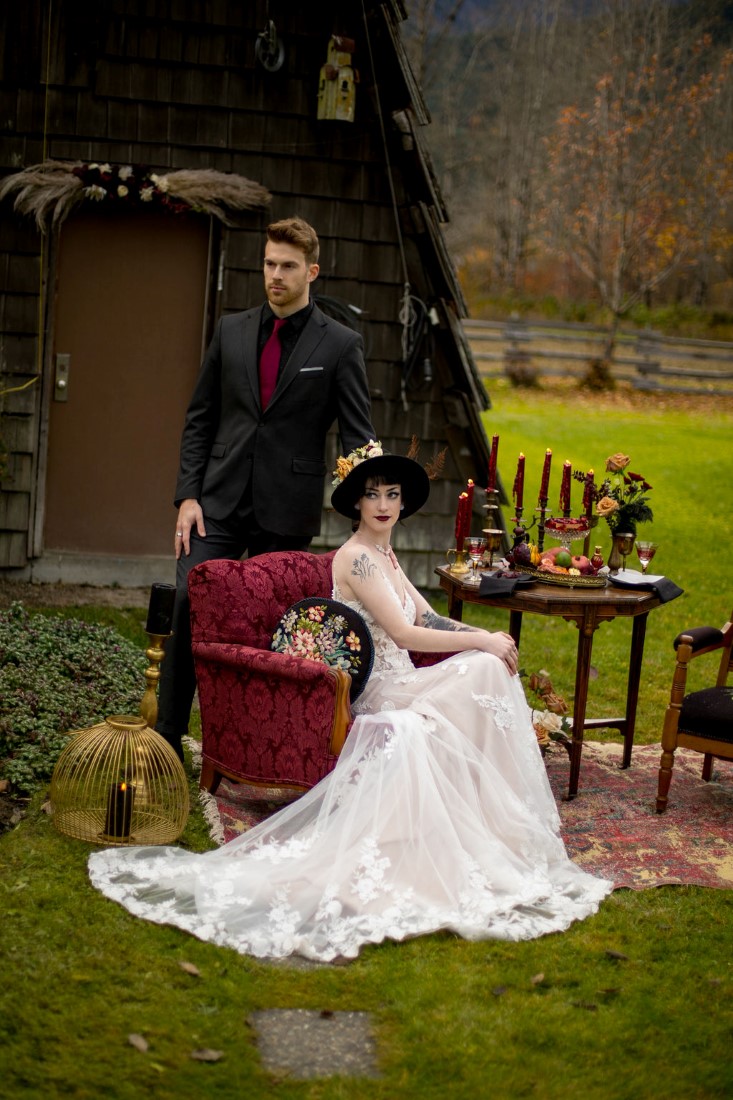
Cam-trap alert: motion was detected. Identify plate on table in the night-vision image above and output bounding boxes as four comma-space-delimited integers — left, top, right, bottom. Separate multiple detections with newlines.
609, 569, 665, 587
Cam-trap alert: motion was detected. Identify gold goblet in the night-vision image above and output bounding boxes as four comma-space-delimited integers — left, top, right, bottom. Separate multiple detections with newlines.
482, 528, 504, 571
464, 536, 488, 584
616, 532, 636, 572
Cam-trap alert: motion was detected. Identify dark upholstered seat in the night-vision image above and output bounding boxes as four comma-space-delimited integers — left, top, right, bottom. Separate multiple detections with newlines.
188, 550, 451, 798
656, 607, 733, 813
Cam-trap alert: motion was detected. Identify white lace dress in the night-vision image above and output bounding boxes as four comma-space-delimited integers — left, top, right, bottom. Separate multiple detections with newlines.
88, 572, 612, 961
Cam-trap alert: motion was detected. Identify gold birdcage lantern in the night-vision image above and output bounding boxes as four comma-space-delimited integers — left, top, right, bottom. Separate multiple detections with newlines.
50, 713, 189, 846
50, 583, 187, 845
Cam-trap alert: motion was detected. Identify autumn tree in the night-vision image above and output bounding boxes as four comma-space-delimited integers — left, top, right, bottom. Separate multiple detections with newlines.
539, 24, 733, 367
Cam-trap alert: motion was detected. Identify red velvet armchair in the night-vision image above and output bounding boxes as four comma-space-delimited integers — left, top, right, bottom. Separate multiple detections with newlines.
188, 550, 448, 797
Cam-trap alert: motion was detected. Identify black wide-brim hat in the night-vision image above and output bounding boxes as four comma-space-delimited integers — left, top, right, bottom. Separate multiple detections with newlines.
331, 454, 431, 521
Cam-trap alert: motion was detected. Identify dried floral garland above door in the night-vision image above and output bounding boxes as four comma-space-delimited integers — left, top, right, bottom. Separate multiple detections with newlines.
0, 160, 271, 231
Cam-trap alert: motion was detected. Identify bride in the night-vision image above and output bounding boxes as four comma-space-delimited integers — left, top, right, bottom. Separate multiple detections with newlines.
88, 447, 612, 960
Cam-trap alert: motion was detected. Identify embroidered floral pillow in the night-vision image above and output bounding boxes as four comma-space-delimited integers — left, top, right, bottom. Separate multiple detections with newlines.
271, 597, 374, 700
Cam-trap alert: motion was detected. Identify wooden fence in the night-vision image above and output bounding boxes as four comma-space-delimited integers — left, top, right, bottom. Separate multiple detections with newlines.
463, 318, 733, 396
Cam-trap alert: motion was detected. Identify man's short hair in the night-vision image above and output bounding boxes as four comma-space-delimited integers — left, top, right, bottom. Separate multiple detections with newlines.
266, 217, 320, 265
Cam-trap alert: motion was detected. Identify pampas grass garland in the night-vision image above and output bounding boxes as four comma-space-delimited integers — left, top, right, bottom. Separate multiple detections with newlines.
0, 161, 271, 231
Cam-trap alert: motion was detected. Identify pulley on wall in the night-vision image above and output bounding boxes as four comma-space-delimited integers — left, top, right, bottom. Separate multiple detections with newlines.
256, 9, 285, 72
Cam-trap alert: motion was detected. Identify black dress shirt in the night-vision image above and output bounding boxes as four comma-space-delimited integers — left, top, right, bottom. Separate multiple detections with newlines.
258, 301, 314, 378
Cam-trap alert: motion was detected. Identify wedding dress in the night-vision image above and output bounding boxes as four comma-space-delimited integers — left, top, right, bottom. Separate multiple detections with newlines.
88, 567, 612, 961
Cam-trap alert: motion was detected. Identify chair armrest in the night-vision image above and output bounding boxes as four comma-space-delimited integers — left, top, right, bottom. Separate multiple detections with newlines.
673, 626, 724, 657
192, 640, 345, 685
192, 641, 354, 785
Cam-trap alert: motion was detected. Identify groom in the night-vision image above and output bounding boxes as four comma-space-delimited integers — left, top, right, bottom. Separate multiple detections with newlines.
157, 216, 375, 758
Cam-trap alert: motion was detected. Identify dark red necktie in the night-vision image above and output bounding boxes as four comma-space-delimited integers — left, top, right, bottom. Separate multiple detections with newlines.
259, 317, 287, 408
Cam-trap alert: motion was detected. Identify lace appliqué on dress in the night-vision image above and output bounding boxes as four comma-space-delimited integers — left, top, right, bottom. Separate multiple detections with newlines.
471, 692, 515, 733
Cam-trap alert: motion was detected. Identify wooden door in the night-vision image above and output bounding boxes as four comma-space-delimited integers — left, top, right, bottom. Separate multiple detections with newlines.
43, 209, 210, 556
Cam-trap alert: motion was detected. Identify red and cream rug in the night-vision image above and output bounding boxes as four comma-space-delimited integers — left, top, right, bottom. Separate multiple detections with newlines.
187, 740, 733, 891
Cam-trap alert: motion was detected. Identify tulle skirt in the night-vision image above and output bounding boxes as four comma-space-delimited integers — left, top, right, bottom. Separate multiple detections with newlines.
88, 652, 612, 961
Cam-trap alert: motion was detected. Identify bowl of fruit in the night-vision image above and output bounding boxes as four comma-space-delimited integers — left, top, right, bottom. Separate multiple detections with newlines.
511, 542, 607, 588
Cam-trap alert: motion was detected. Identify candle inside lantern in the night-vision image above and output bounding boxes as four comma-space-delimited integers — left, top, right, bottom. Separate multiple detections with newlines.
513, 453, 525, 511
104, 780, 134, 839
539, 448, 552, 502
560, 461, 572, 514
455, 491, 469, 551
487, 435, 499, 490
583, 469, 595, 520
145, 582, 176, 635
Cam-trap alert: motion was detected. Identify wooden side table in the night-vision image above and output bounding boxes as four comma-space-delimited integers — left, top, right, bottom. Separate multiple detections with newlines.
435, 566, 672, 799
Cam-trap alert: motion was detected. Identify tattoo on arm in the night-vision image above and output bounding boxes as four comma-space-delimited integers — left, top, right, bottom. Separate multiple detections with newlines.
351, 554, 377, 583
421, 609, 474, 633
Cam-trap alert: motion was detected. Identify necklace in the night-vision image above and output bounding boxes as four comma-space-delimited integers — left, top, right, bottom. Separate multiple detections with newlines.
364, 539, 399, 568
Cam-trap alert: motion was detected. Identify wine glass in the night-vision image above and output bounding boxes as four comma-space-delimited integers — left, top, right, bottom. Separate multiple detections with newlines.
464, 536, 487, 584
635, 540, 658, 574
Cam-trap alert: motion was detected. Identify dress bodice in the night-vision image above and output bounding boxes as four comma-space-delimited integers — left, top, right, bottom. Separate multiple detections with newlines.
333, 567, 416, 683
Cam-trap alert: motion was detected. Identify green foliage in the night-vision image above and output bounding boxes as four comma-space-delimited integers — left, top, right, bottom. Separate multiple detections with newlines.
0, 603, 147, 793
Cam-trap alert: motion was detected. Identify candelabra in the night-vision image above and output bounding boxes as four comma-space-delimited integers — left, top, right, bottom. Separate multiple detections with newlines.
535, 497, 551, 553
479, 486, 504, 570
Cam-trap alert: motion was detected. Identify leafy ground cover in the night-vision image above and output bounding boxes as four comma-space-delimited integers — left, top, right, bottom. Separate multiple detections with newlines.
1, 381, 732, 1097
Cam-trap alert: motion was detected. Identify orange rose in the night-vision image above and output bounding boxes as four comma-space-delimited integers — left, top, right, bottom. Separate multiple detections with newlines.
335, 457, 353, 482
543, 691, 569, 716
605, 453, 630, 473
596, 496, 619, 518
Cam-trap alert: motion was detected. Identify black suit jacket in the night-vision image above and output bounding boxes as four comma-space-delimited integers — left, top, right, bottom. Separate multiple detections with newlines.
174, 303, 375, 537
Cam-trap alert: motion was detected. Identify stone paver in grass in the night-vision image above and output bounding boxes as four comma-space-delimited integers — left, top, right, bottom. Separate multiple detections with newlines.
249, 1008, 380, 1079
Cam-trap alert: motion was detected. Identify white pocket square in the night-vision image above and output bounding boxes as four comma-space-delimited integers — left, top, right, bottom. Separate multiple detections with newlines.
299, 366, 324, 373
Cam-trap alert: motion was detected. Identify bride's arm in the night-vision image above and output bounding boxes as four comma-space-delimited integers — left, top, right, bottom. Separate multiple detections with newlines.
335, 549, 518, 673
404, 576, 516, 671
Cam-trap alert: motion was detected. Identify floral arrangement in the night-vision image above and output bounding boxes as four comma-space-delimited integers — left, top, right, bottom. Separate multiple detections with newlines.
523, 669, 572, 750
272, 602, 366, 676
573, 452, 653, 534
332, 439, 383, 486
0, 160, 271, 231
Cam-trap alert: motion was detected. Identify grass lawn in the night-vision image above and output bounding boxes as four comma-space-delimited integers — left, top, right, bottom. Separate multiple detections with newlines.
1, 381, 733, 1098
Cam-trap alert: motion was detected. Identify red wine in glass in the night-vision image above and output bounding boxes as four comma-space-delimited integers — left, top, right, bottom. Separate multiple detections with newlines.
635, 541, 658, 574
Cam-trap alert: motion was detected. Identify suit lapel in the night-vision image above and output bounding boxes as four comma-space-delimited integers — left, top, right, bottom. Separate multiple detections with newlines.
241, 310, 262, 410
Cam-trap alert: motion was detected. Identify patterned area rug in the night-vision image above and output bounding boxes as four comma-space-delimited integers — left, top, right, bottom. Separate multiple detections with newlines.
189, 741, 733, 891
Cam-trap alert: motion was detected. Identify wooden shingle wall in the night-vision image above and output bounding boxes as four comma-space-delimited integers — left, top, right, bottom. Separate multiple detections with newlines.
0, 0, 492, 584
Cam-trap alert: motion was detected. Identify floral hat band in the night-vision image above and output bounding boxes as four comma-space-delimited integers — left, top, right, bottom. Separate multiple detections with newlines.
330, 440, 431, 521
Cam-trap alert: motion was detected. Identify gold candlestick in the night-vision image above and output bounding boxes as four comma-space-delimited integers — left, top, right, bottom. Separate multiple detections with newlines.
139, 632, 172, 728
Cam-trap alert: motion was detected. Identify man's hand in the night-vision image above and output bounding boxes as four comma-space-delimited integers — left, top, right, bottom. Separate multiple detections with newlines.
175, 499, 206, 559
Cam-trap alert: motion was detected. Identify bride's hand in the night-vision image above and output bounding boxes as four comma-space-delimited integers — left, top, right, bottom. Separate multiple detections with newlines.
482, 631, 519, 674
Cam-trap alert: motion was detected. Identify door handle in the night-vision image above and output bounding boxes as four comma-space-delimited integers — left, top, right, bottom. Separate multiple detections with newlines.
54, 353, 70, 401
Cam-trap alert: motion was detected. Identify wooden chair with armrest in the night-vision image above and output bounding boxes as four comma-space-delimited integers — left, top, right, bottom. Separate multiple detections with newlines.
656, 608, 733, 813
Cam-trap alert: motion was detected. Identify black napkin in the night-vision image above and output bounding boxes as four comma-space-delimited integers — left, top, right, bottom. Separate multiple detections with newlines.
479, 573, 534, 597
609, 574, 684, 604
